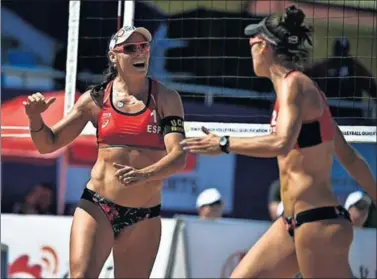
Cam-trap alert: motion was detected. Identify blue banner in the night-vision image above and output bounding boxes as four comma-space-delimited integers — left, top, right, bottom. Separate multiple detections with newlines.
332, 143, 376, 204
162, 154, 236, 213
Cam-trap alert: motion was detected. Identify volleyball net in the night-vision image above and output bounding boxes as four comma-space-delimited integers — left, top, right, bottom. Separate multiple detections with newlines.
68, 0, 376, 143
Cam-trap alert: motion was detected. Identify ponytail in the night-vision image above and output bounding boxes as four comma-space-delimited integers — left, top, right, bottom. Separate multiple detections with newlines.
89, 62, 118, 107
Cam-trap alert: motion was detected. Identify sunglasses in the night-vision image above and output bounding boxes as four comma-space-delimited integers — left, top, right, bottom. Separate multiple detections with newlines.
249, 41, 263, 48
203, 200, 222, 208
249, 37, 264, 48
113, 42, 150, 54
354, 201, 369, 210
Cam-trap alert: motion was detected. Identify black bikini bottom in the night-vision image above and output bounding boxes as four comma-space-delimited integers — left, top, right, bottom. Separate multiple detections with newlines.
283, 205, 351, 238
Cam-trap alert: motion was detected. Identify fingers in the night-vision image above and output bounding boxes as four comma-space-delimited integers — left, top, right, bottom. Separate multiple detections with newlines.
28, 95, 36, 103
113, 163, 125, 169
46, 97, 56, 106
113, 163, 134, 176
181, 140, 209, 151
121, 174, 147, 187
180, 127, 213, 146
28, 93, 41, 102
180, 140, 218, 155
26, 92, 49, 106
180, 137, 201, 146
122, 177, 134, 184
113, 163, 137, 184
119, 173, 142, 187
181, 139, 205, 150
182, 145, 205, 152
117, 172, 133, 184
34, 92, 44, 99
201, 126, 211, 135
114, 167, 134, 177
34, 92, 45, 102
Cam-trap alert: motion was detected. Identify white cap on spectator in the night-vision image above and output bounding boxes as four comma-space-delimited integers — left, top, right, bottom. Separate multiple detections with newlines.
196, 188, 222, 208
276, 201, 284, 216
344, 191, 372, 210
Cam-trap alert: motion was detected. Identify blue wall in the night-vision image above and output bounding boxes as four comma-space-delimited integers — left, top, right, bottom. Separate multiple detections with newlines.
332, 143, 376, 204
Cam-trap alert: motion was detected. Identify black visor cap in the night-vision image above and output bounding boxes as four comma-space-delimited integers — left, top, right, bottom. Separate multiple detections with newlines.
244, 18, 280, 44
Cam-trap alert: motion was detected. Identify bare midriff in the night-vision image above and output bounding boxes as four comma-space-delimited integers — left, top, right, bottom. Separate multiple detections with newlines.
279, 141, 339, 217
86, 146, 166, 208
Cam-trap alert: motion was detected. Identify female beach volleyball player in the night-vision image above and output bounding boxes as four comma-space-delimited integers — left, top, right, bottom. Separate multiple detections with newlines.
181, 6, 376, 278
24, 26, 186, 278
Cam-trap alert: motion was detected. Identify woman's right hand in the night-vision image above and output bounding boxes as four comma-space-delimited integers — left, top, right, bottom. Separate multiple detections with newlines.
23, 92, 56, 118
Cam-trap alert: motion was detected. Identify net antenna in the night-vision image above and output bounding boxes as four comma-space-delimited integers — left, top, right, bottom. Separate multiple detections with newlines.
117, 0, 135, 29
123, 0, 135, 27
117, 1, 122, 30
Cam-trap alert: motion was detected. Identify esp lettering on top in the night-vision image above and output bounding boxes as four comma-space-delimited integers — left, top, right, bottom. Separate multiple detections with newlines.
147, 124, 162, 134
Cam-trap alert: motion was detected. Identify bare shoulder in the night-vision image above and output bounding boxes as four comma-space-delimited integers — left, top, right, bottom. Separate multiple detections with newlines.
67, 90, 100, 125
295, 71, 325, 117
290, 71, 308, 86
155, 80, 181, 102
154, 80, 184, 117
74, 90, 97, 111
279, 72, 305, 100
76, 90, 95, 105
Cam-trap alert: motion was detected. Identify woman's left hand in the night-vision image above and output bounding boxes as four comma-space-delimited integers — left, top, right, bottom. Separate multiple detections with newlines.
113, 163, 149, 186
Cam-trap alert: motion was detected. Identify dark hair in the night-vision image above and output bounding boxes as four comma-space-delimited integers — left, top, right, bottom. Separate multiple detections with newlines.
38, 182, 54, 191
89, 59, 118, 107
266, 6, 313, 69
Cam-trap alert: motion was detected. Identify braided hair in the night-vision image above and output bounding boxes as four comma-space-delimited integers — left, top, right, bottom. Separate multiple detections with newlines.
88, 59, 118, 107
265, 6, 313, 69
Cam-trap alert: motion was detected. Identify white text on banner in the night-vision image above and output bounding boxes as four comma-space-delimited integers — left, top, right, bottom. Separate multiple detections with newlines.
184, 122, 376, 143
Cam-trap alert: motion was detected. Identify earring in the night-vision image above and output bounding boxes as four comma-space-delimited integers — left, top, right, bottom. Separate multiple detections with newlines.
109, 55, 116, 64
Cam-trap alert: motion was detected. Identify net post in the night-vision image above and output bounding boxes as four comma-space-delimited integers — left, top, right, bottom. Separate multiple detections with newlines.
123, 0, 135, 27
57, 0, 81, 216
64, 0, 81, 116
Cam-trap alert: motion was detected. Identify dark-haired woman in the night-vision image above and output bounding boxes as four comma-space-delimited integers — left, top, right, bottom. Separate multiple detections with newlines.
24, 26, 186, 278
180, 6, 376, 278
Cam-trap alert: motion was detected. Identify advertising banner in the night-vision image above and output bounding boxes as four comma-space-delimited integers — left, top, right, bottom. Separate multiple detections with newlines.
1, 214, 177, 278
180, 216, 376, 278
331, 143, 376, 203
162, 154, 236, 213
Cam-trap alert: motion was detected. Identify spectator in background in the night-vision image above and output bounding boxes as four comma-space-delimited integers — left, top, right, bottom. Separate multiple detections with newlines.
196, 188, 224, 220
344, 191, 372, 228
267, 180, 281, 221
13, 183, 54, 215
305, 37, 377, 120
